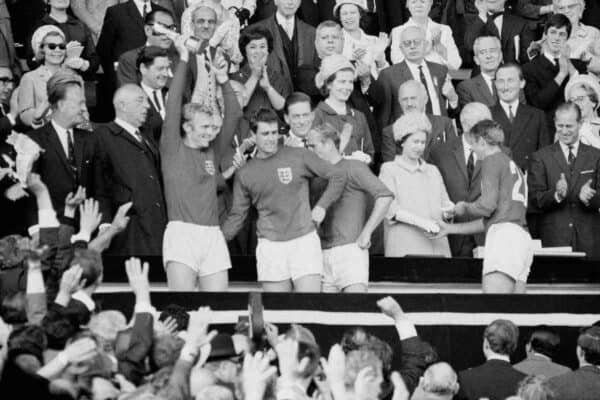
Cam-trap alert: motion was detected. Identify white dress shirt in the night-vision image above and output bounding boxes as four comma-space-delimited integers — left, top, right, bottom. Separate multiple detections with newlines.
462, 133, 476, 165
50, 119, 73, 158
559, 140, 579, 161
276, 12, 295, 39
405, 60, 442, 115
500, 99, 519, 121
115, 117, 143, 142
133, 0, 151, 18
141, 82, 166, 119
390, 18, 462, 70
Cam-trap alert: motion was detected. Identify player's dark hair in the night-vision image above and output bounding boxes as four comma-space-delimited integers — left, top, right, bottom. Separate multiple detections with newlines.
284, 92, 312, 114
250, 107, 279, 132
544, 13, 572, 37
555, 102, 582, 122
527, 325, 561, 359
470, 119, 505, 146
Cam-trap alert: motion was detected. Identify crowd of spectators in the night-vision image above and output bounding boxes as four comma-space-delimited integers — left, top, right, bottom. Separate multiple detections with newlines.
0, 0, 599, 292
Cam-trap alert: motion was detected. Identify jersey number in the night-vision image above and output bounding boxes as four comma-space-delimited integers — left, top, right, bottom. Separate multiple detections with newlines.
509, 161, 528, 206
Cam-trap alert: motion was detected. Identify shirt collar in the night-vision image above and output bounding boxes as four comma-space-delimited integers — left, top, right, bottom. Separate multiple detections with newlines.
559, 139, 580, 154
462, 134, 472, 152
71, 290, 96, 312
500, 98, 520, 113
140, 81, 160, 96
275, 12, 295, 27
115, 117, 140, 136
543, 51, 559, 65
529, 352, 552, 361
51, 119, 70, 136
406, 59, 427, 70
487, 353, 511, 363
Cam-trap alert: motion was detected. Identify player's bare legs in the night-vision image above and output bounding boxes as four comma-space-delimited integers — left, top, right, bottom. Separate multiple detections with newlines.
342, 283, 368, 293
197, 270, 229, 291
293, 274, 322, 292
482, 272, 517, 293
262, 280, 294, 292
166, 261, 198, 291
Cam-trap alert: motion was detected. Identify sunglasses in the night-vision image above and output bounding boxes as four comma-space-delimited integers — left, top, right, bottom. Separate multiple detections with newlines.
43, 43, 66, 50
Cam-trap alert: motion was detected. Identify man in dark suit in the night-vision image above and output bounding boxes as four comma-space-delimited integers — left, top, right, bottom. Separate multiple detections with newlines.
369, 25, 457, 130
429, 102, 490, 257
522, 14, 588, 134
250, 0, 316, 97
95, 84, 167, 256
463, 0, 534, 69
514, 325, 571, 378
457, 36, 502, 109
547, 326, 600, 400
456, 319, 526, 400
491, 62, 550, 171
528, 102, 600, 258
96, 0, 167, 121
137, 46, 169, 142
116, 10, 178, 87
381, 80, 456, 162
27, 71, 98, 227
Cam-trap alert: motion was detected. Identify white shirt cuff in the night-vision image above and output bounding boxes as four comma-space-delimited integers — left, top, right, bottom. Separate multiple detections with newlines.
71, 232, 91, 243
26, 267, 46, 294
395, 320, 418, 340
38, 209, 59, 228
6, 113, 15, 126
99, 223, 112, 232
134, 302, 156, 315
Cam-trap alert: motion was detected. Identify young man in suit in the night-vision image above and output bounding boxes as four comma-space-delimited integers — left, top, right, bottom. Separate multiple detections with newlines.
522, 13, 587, 134
457, 36, 502, 109
381, 80, 457, 162
94, 84, 167, 256
116, 10, 178, 87
491, 62, 550, 171
137, 46, 170, 142
27, 71, 98, 228
547, 326, 600, 400
428, 102, 491, 257
456, 319, 526, 400
369, 25, 458, 130
96, 0, 167, 121
250, 0, 316, 98
463, 0, 534, 69
528, 102, 600, 258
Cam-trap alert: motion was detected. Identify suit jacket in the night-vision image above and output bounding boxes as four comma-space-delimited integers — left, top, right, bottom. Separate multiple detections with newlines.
463, 12, 534, 69
381, 113, 456, 162
457, 74, 497, 109
522, 55, 588, 131
96, 1, 167, 77
28, 122, 98, 219
513, 354, 571, 378
528, 142, 600, 258
547, 365, 600, 400
94, 121, 167, 256
250, 15, 316, 96
456, 359, 527, 400
491, 102, 550, 171
429, 136, 485, 256
369, 61, 449, 130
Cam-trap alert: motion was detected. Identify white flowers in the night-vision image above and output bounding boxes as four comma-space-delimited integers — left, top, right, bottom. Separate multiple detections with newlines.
2, 132, 43, 201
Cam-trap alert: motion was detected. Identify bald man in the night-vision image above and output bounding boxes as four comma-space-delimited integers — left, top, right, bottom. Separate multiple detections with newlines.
94, 84, 167, 256
411, 362, 460, 400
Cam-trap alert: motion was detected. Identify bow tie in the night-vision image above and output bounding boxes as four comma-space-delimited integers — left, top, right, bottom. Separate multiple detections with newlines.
488, 11, 504, 20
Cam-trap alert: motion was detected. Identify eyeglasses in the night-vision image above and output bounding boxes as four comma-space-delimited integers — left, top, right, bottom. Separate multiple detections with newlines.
43, 43, 66, 50
401, 39, 424, 47
569, 95, 590, 103
0, 77, 13, 84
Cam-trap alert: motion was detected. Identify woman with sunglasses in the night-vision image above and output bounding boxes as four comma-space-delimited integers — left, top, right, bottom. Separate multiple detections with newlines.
29, 0, 99, 81
565, 74, 600, 149
18, 25, 82, 127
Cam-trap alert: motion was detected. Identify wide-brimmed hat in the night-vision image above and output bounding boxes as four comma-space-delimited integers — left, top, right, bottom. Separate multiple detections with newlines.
31, 25, 65, 58
314, 54, 356, 89
333, 0, 368, 15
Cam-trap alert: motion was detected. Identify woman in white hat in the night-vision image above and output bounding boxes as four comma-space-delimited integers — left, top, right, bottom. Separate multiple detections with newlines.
565, 74, 600, 149
313, 54, 374, 161
378, 111, 451, 257
18, 25, 82, 127
333, 0, 389, 79
389, 0, 461, 70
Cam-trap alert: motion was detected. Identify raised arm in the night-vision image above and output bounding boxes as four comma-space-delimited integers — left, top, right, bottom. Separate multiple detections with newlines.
303, 150, 347, 211
160, 38, 189, 158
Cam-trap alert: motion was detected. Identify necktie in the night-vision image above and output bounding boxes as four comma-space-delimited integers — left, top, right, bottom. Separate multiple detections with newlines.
418, 65, 433, 115
568, 145, 575, 167
508, 104, 515, 123
467, 150, 475, 185
485, 12, 501, 38
285, 19, 293, 39
490, 78, 497, 99
67, 130, 78, 180
153, 90, 163, 115
142, 0, 149, 19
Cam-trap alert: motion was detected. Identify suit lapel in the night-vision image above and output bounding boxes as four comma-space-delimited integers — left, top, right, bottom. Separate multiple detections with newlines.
474, 74, 495, 105
126, 0, 145, 33
452, 138, 469, 182
73, 130, 85, 173
269, 17, 291, 80
111, 122, 146, 152
551, 142, 570, 175
46, 124, 73, 177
